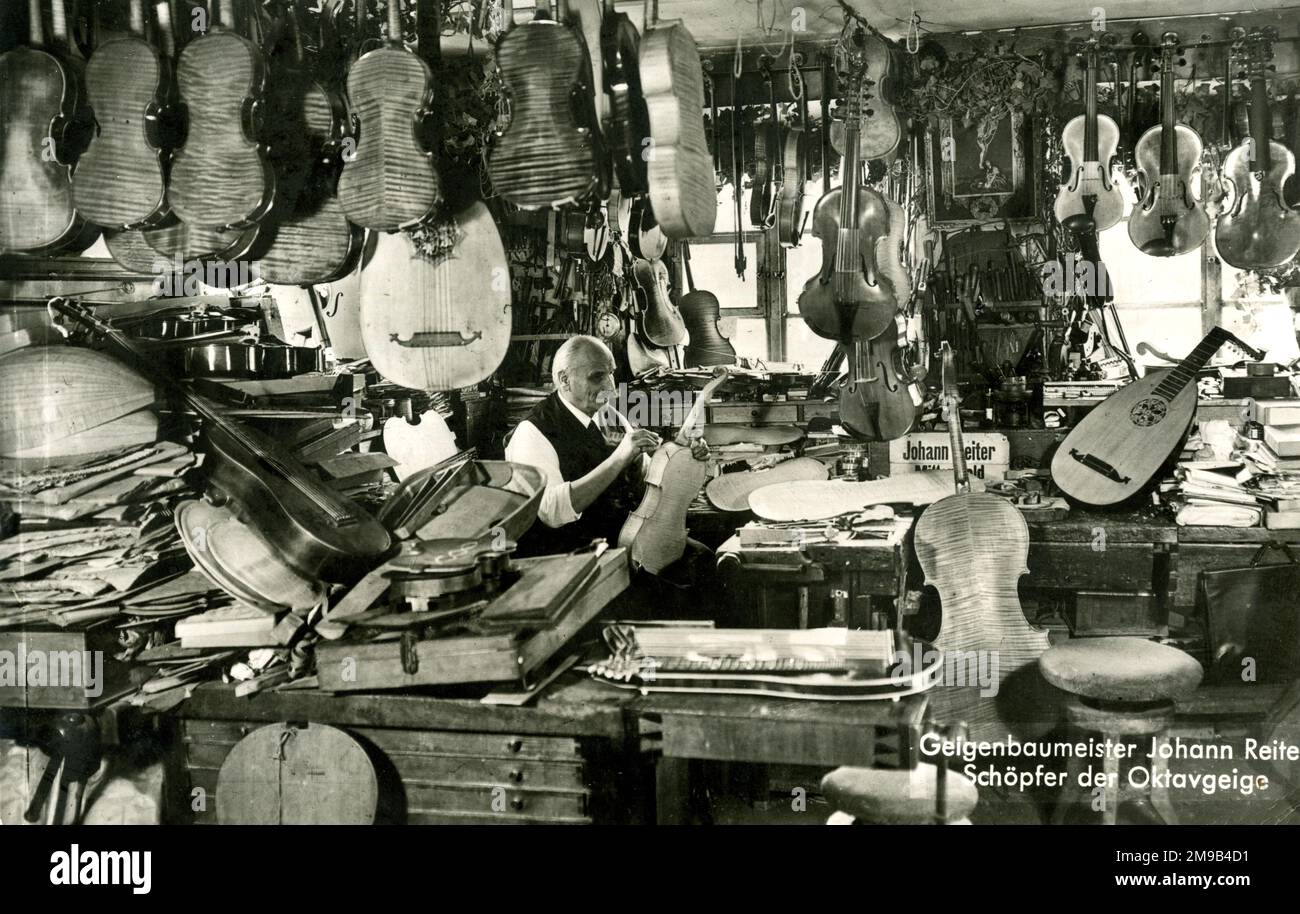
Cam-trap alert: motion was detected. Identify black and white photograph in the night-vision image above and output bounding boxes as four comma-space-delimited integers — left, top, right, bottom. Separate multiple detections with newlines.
1, 0, 1300, 876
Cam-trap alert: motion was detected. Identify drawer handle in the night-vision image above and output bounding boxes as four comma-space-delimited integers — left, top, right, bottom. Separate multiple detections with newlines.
506, 738, 524, 753
511, 797, 525, 812
750, 408, 759, 418
509, 769, 524, 783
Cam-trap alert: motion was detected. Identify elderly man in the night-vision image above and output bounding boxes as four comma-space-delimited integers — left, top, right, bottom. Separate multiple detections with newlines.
505, 335, 709, 564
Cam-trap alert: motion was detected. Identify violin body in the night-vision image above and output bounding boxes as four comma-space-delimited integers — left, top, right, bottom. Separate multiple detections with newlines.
838, 335, 917, 441
358, 201, 511, 392
775, 125, 806, 247
855, 33, 902, 161
488, 20, 606, 209
1215, 139, 1300, 269
632, 257, 686, 347
619, 371, 729, 572
143, 215, 260, 263
1128, 125, 1209, 256
73, 32, 168, 229
629, 196, 667, 260
749, 119, 777, 230
337, 40, 440, 229
1053, 113, 1126, 234
798, 183, 896, 341
169, 24, 274, 229
680, 286, 736, 367
600, 9, 650, 196
259, 57, 361, 282
0, 45, 83, 252
639, 21, 715, 238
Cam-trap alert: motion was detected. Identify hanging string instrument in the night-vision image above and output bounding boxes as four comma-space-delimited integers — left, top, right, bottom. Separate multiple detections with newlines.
631, 253, 685, 347
1214, 28, 1300, 270
257, 4, 361, 284
679, 241, 736, 367
831, 28, 902, 162
337, 0, 441, 230
797, 51, 896, 343
1053, 43, 1127, 235
50, 298, 390, 581
619, 369, 729, 572
0, 0, 86, 252
749, 60, 779, 231
776, 59, 809, 248
168, 0, 274, 229
1127, 32, 1210, 257
914, 343, 1050, 737
599, 0, 650, 197
487, 0, 607, 209
72, 0, 169, 229
1050, 326, 1264, 505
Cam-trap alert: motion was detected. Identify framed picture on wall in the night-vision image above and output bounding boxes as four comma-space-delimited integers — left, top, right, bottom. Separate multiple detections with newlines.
925, 111, 1037, 223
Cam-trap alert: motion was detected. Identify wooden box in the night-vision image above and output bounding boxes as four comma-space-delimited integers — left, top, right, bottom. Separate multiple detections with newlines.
0, 621, 133, 710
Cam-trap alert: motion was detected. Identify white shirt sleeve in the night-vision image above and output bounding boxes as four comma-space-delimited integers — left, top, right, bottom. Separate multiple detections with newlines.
504, 419, 581, 528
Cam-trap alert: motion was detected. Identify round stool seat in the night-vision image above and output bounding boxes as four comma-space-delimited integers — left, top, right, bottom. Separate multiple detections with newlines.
1038, 637, 1202, 702
821, 763, 978, 824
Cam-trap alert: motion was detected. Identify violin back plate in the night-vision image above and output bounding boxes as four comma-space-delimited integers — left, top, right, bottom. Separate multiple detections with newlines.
619, 443, 704, 573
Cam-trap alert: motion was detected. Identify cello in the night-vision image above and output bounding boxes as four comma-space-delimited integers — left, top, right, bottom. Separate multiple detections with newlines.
619, 369, 729, 573
1214, 28, 1300, 270
1127, 32, 1210, 257
1054, 43, 1127, 235
797, 49, 896, 343
0, 0, 86, 253
914, 343, 1050, 738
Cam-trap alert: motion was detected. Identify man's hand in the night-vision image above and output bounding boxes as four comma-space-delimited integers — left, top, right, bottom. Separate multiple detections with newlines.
690, 437, 710, 461
615, 428, 661, 466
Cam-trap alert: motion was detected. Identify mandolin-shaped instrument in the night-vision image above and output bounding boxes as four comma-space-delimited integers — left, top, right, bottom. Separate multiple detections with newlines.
168, 0, 274, 229
337, 0, 441, 231
358, 201, 512, 392
488, 0, 607, 210
914, 342, 1050, 738
1127, 32, 1210, 257
639, 0, 715, 239
1051, 326, 1264, 506
1213, 29, 1300, 270
51, 298, 390, 581
797, 55, 896, 343
1054, 43, 1128, 235
679, 241, 736, 367
72, 0, 169, 230
257, 4, 361, 283
619, 368, 729, 572
0, 0, 87, 253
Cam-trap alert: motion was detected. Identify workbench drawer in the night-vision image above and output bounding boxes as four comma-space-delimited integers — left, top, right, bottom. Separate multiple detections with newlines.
386, 753, 587, 790
352, 727, 583, 761
405, 782, 589, 819
1026, 543, 1156, 591
709, 404, 801, 424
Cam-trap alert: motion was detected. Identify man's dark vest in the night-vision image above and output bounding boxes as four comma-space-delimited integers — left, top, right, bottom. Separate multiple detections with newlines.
514, 392, 644, 555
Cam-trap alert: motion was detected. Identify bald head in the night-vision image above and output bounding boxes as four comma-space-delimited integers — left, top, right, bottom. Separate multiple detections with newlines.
553, 335, 617, 417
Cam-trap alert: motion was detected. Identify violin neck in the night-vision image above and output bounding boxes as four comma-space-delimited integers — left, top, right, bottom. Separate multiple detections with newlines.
1249, 74, 1273, 173
1159, 52, 1177, 174
1084, 53, 1100, 163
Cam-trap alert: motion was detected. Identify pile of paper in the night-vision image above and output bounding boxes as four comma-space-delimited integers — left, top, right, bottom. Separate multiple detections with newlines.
1171, 462, 1264, 527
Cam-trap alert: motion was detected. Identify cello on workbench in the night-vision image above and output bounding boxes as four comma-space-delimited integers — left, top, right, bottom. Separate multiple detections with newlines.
619, 369, 729, 573
1127, 32, 1210, 256
797, 50, 896, 343
914, 343, 1050, 737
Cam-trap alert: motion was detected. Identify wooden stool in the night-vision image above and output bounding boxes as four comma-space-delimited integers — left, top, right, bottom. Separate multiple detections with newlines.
820, 762, 979, 825
1039, 637, 1203, 825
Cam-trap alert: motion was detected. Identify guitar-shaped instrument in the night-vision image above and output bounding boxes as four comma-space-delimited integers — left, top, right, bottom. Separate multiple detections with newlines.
257, 4, 361, 284
599, 0, 650, 196
619, 368, 729, 572
73, 0, 169, 229
639, 0, 715, 239
168, 0, 274, 229
488, 0, 606, 209
798, 55, 896, 342
337, 0, 440, 230
358, 201, 512, 392
1213, 28, 1300, 270
1050, 326, 1264, 506
1128, 33, 1210, 257
51, 298, 390, 581
1054, 43, 1127, 235
679, 241, 736, 367
0, 0, 86, 252
914, 343, 1050, 738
